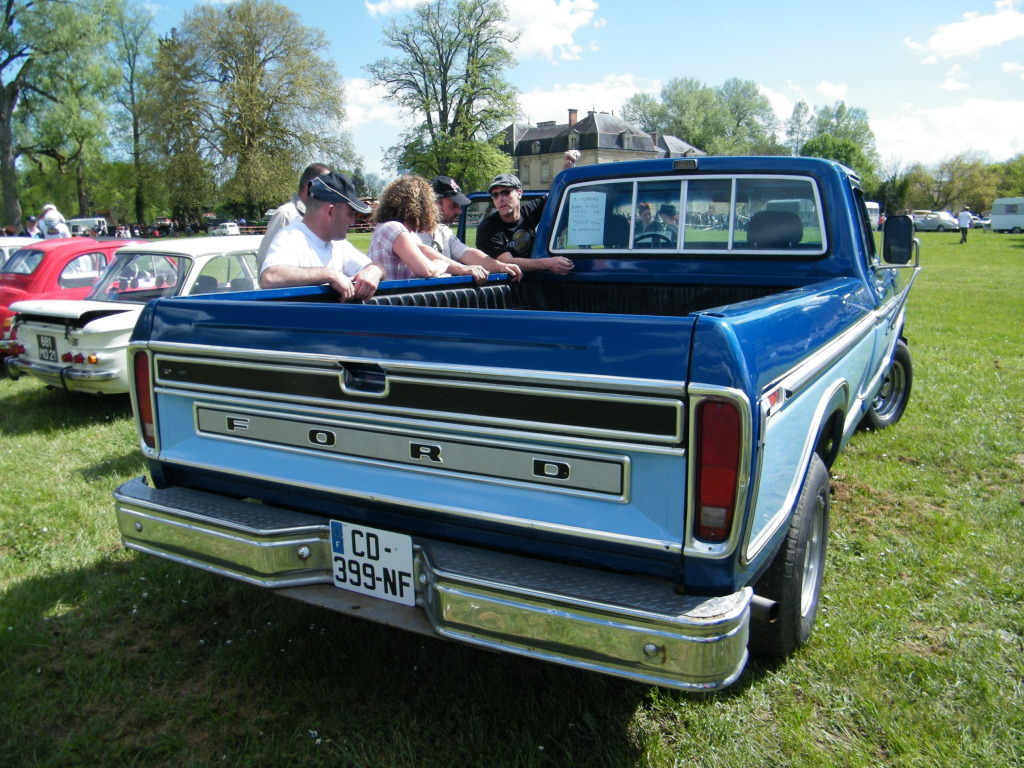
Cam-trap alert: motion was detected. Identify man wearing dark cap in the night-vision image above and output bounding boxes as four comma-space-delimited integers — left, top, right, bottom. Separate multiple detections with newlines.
427, 176, 522, 282
475, 150, 579, 274
256, 162, 330, 274
20, 216, 41, 238
260, 171, 385, 301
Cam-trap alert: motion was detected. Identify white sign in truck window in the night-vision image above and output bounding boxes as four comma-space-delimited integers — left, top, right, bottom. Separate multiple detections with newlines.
567, 191, 606, 246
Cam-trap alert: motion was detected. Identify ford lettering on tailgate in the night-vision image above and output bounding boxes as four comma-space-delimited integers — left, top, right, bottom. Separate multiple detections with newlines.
195, 406, 627, 498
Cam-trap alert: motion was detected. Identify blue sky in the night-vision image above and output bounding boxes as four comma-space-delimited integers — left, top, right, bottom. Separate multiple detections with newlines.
149, 0, 1024, 179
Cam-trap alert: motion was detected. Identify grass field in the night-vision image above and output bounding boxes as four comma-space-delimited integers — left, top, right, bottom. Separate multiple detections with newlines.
1, 230, 1022, 767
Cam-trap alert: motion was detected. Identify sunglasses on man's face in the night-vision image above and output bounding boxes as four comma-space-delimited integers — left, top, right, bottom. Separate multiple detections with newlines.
490, 189, 515, 199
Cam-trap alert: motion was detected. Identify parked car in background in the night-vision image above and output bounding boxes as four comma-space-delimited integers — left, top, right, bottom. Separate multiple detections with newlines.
6, 235, 262, 394
211, 222, 240, 236
67, 217, 108, 236
0, 238, 138, 359
0, 237, 41, 269
913, 211, 959, 232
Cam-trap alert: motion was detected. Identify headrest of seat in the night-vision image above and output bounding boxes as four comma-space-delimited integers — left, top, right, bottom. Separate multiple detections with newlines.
747, 210, 803, 248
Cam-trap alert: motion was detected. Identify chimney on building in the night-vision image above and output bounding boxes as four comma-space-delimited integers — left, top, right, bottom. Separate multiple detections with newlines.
650, 130, 660, 147
568, 109, 578, 127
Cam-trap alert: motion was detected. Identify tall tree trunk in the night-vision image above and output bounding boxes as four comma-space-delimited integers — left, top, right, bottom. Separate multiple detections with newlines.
0, 84, 23, 227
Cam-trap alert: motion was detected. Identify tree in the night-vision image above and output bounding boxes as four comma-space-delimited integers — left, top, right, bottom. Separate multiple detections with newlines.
784, 100, 813, 155
0, 0, 118, 225
996, 153, 1024, 198
162, 0, 355, 218
620, 77, 783, 156
621, 92, 668, 134
147, 29, 215, 223
711, 78, 782, 156
874, 157, 915, 215
366, 0, 519, 186
812, 102, 877, 164
657, 77, 724, 154
907, 152, 998, 213
110, 1, 158, 225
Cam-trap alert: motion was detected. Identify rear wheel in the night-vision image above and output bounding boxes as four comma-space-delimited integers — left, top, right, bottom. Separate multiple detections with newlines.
749, 454, 830, 657
861, 340, 912, 430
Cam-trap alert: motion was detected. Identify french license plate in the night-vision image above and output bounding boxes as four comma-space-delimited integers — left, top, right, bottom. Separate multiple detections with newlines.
37, 334, 57, 363
330, 521, 415, 606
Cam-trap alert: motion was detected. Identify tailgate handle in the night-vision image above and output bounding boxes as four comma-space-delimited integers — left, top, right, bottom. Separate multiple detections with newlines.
339, 362, 388, 398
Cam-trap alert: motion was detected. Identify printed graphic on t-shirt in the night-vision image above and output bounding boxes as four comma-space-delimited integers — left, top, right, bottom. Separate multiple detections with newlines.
511, 229, 534, 257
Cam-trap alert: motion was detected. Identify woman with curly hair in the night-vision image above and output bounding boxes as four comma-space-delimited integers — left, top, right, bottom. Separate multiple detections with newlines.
369, 175, 487, 282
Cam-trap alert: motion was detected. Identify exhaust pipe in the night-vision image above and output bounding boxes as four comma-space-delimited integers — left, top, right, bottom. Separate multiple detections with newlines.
750, 594, 779, 623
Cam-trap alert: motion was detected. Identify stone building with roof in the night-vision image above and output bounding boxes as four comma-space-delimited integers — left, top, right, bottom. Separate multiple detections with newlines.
500, 109, 703, 190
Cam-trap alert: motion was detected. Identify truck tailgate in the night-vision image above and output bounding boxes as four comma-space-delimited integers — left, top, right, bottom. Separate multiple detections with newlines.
137, 299, 697, 577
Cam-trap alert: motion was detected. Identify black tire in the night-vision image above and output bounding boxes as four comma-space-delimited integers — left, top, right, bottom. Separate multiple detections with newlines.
749, 453, 830, 658
861, 339, 912, 431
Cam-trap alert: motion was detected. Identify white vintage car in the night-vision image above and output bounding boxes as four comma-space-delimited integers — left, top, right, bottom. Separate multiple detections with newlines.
6, 235, 263, 394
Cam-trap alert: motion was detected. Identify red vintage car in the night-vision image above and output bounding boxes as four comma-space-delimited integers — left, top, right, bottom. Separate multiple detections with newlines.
0, 237, 140, 357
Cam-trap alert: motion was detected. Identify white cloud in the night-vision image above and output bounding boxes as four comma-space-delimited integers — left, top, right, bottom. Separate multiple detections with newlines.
759, 85, 794, 121
940, 78, 969, 91
519, 73, 661, 124
872, 98, 1024, 166
365, 0, 424, 17
905, 2, 1024, 61
815, 80, 848, 102
504, 0, 599, 61
1003, 61, 1024, 78
344, 78, 406, 130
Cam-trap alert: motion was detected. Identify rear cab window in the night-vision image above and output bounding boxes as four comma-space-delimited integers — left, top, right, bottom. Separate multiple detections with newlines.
550, 174, 827, 257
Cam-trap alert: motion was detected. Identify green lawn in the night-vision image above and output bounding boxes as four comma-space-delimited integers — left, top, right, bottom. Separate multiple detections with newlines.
0, 230, 1021, 767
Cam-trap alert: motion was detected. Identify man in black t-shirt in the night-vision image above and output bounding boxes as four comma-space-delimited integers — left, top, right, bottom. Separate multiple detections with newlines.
476, 150, 579, 274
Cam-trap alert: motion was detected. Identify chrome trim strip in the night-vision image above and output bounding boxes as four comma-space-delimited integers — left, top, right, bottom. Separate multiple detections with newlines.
150, 353, 685, 446
142, 342, 688, 396
5, 357, 120, 382
760, 284, 910, 412
153, 448, 679, 554
191, 401, 632, 502
159, 385, 687, 457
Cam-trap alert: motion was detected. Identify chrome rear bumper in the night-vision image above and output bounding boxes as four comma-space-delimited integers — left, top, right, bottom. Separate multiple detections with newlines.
114, 476, 751, 690
6, 356, 120, 387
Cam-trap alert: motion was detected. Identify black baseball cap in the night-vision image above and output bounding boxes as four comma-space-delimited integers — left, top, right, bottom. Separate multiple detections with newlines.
307, 172, 371, 214
429, 176, 471, 206
487, 173, 522, 192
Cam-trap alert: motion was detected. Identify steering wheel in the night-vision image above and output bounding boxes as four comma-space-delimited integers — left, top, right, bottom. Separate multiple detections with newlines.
633, 233, 674, 248
119, 261, 139, 279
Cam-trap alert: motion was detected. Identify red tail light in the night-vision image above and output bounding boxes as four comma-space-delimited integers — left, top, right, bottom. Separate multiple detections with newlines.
133, 351, 156, 449
695, 400, 741, 542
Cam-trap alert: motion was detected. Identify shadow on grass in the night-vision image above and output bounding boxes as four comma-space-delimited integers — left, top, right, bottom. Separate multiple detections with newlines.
0, 378, 132, 436
0, 551, 772, 767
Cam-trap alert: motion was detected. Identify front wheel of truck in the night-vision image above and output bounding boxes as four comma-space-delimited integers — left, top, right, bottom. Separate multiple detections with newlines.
861, 340, 912, 431
749, 453, 830, 658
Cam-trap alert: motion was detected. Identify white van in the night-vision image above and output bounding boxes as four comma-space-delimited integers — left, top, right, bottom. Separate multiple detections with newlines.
67, 217, 108, 236
864, 201, 880, 230
989, 197, 1024, 233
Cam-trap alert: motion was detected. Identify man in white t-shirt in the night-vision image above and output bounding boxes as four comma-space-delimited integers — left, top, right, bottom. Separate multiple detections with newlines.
427, 176, 522, 281
256, 162, 330, 274
260, 172, 384, 301
957, 207, 973, 245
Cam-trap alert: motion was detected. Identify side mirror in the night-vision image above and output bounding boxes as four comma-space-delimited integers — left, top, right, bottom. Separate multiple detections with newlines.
882, 215, 915, 265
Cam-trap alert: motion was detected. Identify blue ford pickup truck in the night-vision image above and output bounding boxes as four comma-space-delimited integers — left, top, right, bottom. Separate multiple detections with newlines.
113, 157, 919, 691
